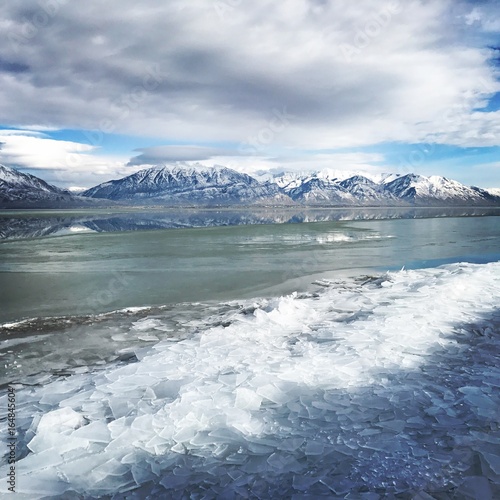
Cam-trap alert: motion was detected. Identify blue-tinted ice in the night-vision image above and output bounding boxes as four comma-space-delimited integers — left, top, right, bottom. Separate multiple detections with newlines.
1, 262, 499, 498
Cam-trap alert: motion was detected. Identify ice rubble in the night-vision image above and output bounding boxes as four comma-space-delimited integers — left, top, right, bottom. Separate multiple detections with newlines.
0, 303, 233, 387
1, 261, 499, 498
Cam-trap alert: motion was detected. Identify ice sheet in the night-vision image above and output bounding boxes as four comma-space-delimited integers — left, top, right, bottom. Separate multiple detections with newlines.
1, 261, 499, 498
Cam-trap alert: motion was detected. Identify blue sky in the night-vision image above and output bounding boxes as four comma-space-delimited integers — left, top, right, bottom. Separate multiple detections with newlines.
0, 0, 499, 188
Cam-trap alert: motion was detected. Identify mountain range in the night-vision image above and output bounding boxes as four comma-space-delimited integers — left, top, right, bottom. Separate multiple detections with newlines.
80, 164, 500, 207
81, 165, 288, 205
1, 163, 499, 208
0, 164, 102, 208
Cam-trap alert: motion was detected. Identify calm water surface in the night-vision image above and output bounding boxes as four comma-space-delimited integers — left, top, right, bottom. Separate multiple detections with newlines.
1, 212, 499, 323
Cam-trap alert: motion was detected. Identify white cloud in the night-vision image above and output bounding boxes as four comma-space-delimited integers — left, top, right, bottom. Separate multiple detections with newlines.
465, 8, 482, 26
0, 131, 131, 187
0, 131, 94, 170
0, 0, 499, 185
192, 151, 388, 177
0, 0, 498, 150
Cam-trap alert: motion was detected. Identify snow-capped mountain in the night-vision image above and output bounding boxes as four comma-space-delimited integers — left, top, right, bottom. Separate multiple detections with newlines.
0, 164, 63, 195
286, 177, 355, 204
0, 165, 115, 208
0, 164, 74, 207
485, 187, 500, 198
264, 169, 395, 188
257, 170, 396, 204
338, 175, 392, 202
2, 162, 499, 208
82, 164, 291, 205
382, 174, 496, 205
267, 169, 393, 204
82, 165, 499, 207
266, 170, 498, 206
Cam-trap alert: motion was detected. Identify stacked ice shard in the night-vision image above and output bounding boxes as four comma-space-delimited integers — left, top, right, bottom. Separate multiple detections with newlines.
1, 262, 499, 498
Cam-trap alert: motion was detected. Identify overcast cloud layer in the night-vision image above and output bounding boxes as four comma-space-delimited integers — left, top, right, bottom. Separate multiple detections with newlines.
0, 0, 499, 186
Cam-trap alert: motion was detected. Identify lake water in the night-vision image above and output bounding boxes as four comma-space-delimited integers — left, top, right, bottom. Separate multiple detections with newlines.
0, 209, 499, 498
1, 209, 500, 324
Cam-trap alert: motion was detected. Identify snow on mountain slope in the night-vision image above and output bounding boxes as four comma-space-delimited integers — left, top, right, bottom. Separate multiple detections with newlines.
0, 165, 115, 208
0, 164, 62, 194
0, 164, 75, 206
82, 164, 292, 205
382, 174, 494, 204
4, 161, 499, 208
268, 170, 497, 206
286, 177, 355, 204
255, 170, 317, 191
82, 165, 500, 207
339, 175, 393, 202
269, 169, 396, 187
316, 168, 381, 183
485, 187, 500, 197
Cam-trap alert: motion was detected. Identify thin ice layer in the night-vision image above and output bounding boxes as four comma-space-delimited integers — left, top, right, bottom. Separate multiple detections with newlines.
1, 262, 499, 498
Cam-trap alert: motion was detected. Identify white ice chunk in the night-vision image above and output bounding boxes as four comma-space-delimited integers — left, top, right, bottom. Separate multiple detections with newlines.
235, 388, 262, 410
17, 448, 64, 473
28, 431, 89, 455
15, 474, 69, 497
131, 318, 164, 331
72, 420, 111, 443
305, 440, 325, 456
36, 407, 86, 434
256, 384, 292, 404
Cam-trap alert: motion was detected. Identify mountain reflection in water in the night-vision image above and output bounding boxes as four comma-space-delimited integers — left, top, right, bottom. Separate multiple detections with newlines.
1, 206, 499, 240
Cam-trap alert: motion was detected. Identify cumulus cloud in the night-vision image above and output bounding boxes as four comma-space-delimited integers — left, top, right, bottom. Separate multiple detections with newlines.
0, 130, 130, 187
0, 130, 94, 170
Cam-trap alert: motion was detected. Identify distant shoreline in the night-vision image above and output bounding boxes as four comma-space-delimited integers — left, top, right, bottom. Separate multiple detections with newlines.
2, 203, 500, 212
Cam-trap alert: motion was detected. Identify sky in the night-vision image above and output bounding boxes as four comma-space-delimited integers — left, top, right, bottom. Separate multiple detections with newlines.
0, 0, 500, 189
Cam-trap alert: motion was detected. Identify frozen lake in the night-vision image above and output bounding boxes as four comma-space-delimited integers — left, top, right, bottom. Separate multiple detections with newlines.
0, 210, 499, 498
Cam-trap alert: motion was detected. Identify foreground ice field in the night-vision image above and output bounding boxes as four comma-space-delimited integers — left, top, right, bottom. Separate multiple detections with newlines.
1, 261, 499, 498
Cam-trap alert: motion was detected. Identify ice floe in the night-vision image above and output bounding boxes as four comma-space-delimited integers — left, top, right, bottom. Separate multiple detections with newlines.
1, 261, 499, 498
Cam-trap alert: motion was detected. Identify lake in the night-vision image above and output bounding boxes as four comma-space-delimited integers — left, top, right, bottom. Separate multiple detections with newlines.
1, 208, 500, 324
0, 209, 499, 498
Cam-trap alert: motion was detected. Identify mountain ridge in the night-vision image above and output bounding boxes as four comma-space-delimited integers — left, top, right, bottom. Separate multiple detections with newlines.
0, 163, 499, 208
268, 169, 498, 207
0, 164, 109, 208
82, 164, 289, 205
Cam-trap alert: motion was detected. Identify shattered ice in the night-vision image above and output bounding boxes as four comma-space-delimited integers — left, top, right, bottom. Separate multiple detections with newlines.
1, 261, 499, 498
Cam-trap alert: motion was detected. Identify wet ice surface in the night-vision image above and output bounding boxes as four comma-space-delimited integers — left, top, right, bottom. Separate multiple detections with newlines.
0, 302, 243, 387
1, 262, 499, 498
